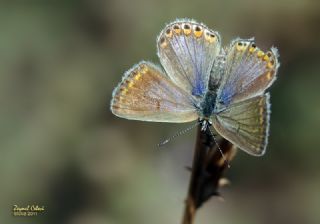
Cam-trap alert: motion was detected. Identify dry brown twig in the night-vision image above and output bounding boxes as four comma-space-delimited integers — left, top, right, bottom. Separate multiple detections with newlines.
182, 125, 237, 224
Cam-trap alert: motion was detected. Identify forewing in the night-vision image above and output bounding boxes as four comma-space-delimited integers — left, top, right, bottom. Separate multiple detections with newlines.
212, 93, 270, 156
218, 39, 279, 106
111, 61, 198, 122
157, 19, 221, 97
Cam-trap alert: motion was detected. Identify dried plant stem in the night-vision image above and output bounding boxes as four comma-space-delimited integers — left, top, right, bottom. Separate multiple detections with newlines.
182, 125, 237, 224
182, 126, 206, 224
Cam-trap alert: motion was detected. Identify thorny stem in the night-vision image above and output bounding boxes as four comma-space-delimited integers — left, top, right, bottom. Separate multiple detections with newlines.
182, 125, 237, 224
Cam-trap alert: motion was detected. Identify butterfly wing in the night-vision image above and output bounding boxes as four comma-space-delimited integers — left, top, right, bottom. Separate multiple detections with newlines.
111, 61, 198, 122
157, 19, 221, 97
217, 39, 279, 106
212, 93, 270, 156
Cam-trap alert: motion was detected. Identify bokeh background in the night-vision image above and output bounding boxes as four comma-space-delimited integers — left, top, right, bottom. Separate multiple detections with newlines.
0, 1, 319, 224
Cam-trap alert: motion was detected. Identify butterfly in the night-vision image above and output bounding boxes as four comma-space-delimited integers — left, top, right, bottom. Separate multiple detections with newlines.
110, 19, 279, 156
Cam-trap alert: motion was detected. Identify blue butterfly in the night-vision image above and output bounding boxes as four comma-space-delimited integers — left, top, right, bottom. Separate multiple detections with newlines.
111, 19, 279, 156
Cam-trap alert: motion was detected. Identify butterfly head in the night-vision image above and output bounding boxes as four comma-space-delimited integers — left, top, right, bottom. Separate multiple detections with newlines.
200, 118, 212, 132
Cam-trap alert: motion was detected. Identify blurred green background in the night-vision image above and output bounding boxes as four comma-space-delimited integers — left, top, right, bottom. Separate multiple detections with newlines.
0, 1, 319, 224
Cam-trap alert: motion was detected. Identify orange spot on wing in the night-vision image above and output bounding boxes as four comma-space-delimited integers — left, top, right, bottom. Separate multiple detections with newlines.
205, 31, 216, 43
165, 28, 173, 38
266, 72, 272, 80
173, 24, 181, 34
134, 73, 141, 80
193, 25, 203, 38
159, 37, 167, 48
257, 50, 265, 58
120, 87, 128, 95
263, 54, 270, 61
267, 60, 275, 69
183, 24, 192, 35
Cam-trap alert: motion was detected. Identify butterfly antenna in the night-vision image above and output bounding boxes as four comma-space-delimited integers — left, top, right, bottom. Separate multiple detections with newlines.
158, 121, 200, 147
208, 127, 231, 168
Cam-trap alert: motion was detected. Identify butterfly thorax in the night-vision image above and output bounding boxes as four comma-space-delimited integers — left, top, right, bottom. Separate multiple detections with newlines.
199, 90, 217, 121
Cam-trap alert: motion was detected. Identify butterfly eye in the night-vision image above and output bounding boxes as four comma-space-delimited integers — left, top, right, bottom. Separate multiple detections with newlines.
183, 24, 192, 35
193, 25, 203, 38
